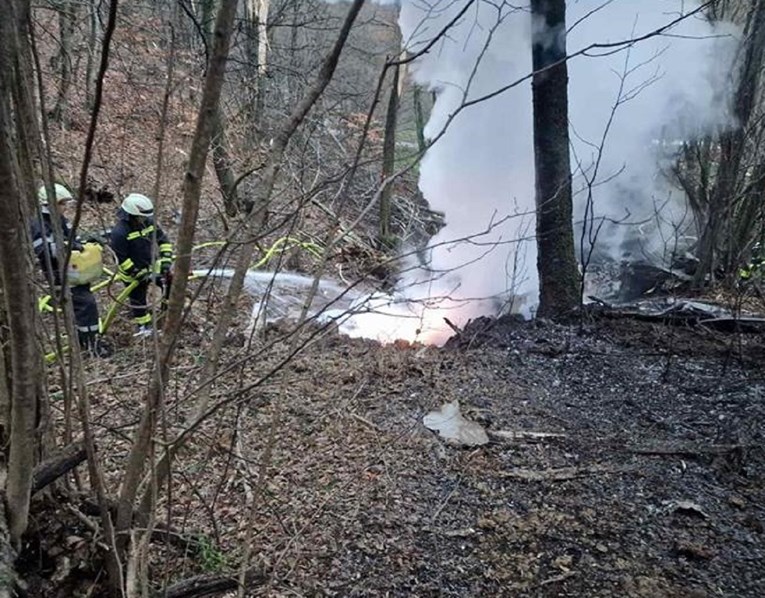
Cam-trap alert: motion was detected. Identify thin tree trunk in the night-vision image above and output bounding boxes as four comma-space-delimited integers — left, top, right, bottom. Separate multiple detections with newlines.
197, 0, 241, 216
200, 0, 216, 40
52, 0, 77, 125
9, 0, 40, 206
115, 0, 240, 566
49, 0, 127, 592
85, 0, 102, 110
0, 309, 9, 447
288, 0, 300, 103
412, 85, 427, 154
211, 107, 241, 215
190, 0, 366, 420
243, 0, 268, 137
153, 12, 178, 202
531, 0, 579, 318
379, 64, 399, 246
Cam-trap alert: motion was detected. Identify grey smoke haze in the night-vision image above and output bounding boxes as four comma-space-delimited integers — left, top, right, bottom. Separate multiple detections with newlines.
397, 0, 738, 321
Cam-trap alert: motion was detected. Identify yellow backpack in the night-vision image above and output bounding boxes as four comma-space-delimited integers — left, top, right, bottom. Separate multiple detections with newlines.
68, 243, 103, 286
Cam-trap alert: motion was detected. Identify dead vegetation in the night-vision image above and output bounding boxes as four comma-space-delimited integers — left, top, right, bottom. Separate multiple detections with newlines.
21, 308, 765, 596
5, 2, 764, 596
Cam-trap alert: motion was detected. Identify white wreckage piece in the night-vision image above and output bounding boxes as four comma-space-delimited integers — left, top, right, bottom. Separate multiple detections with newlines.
423, 400, 489, 447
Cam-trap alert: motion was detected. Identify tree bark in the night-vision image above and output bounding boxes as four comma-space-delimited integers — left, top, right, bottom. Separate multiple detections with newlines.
0, 496, 16, 597
162, 568, 265, 598
379, 64, 400, 246
211, 107, 241, 216
198, 0, 217, 47
0, 71, 39, 547
0, 0, 44, 548
200, 1, 241, 216
243, 0, 268, 137
10, 0, 41, 205
413, 85, 427, 153
31, 442, 87, 495
153, 9, 178, 202
85, 0, 102, 110
530, 0, 579, 318
52, 0, 77, 125
0, 303, 9, 448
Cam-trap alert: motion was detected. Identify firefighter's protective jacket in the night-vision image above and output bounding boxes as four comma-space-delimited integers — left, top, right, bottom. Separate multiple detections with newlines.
110, 210, 173, 283
739, 253, 764, 281
31, 213, 79, 285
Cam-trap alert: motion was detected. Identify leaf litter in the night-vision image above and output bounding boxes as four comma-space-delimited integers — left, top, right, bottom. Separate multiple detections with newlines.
30, 307, 765, 597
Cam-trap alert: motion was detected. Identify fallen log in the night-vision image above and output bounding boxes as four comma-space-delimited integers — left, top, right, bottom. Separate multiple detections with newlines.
162, 567, 266, 598
78, 498, 203, 555
585, 299, 765, 333
31, 442, 87, 495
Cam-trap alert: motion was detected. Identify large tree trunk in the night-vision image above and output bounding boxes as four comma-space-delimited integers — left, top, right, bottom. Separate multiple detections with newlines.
530, 0, 579, 318
0, 0, 42, 548
0, 75, 39, 550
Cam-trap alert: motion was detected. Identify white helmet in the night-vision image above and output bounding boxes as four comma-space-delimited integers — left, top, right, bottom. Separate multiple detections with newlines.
38, 184, 73, 213
121, 193, 154, 217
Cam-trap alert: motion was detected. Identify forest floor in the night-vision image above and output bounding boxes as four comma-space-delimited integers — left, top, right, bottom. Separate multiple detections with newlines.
24, 7, 764, 594
24, 306, 765, 597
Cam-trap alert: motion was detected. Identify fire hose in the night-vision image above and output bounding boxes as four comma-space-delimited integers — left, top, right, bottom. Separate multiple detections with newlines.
41, 236, 323, 363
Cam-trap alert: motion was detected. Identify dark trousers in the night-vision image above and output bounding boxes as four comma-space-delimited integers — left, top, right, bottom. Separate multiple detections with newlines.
71, 285, 100, 334
129, 280, 152, 325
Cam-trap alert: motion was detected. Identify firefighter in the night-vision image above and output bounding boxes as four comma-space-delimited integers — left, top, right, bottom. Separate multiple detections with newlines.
739, 242, 764, 282
32, 184, 112, 358
110, 193, 174, 336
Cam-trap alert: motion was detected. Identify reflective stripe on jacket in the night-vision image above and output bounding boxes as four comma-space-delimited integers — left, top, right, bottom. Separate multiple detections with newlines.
30, 213, 80, 285
110, 215, 172, 282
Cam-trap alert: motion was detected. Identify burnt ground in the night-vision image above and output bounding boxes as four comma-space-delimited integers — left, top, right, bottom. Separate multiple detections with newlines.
23, 313, 765, 597
240, 316, 765, 598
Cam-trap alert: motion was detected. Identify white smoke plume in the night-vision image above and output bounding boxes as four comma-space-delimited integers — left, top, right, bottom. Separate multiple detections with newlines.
396, 0, 738, 324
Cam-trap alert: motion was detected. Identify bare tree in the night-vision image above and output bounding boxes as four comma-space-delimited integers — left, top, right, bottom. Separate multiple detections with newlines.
531, 0, 579, 317
51, 0, 78, 124
689, 0, 765, 285
84, 0, 102, 110
192, 0, 366, 419
114, 1, 241, 590
379, 62, 400, 246
0, 0, 42, 553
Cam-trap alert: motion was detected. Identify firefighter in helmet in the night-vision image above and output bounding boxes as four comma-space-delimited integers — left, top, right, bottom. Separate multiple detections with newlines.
110, 193, 174, 336
31, 184, 112, 358
739, 242, 764, 282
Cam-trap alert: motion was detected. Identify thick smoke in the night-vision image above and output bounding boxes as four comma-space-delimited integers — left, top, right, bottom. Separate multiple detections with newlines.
397, 0, 738, 322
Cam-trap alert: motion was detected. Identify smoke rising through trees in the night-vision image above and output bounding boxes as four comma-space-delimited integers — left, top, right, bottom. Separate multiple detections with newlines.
398, 0, 738, 320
